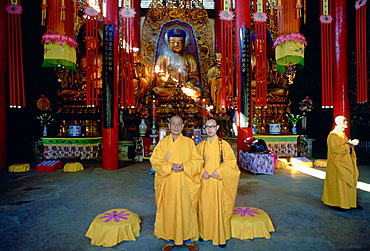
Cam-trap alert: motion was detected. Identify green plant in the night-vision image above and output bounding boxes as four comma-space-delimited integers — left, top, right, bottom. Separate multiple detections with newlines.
286, 113, 302, 125
37, 113, 56, 127
252, 114, 260, 125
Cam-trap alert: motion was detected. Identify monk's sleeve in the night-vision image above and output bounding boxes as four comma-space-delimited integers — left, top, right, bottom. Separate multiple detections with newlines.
149, 140, 172, 177
328, 133, 355, 186
183, 141, 203, 182
217, 142, 240, 218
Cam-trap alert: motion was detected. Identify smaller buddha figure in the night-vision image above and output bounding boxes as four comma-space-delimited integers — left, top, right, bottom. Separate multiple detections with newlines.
133, 51, 149, 105
207, 52, 223, 113
153, 27, 201, 98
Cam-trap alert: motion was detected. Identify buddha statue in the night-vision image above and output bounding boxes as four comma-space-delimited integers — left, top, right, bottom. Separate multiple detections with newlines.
153, 27, 201, 99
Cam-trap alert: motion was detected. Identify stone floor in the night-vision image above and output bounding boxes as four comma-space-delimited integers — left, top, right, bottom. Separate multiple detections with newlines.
0, 158, 369, 251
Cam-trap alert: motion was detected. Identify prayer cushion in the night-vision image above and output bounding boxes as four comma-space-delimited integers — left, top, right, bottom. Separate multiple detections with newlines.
230, 207, 275, 240
313, 159, 327, 167
8, 163, 30, 172
85, 209, 141, 247
63, 162, 84, 172
291, 157, 313, 168
276, 159, 289, 169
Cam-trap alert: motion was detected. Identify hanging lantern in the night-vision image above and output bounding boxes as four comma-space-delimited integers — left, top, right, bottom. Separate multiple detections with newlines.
273, 32, 307, 73
41, 0, 77, 71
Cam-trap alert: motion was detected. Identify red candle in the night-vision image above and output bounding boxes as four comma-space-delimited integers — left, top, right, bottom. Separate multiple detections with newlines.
152, 99, 157, 118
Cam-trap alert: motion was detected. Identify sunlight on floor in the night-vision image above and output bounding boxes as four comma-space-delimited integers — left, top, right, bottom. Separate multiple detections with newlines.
290, 165, 370, 193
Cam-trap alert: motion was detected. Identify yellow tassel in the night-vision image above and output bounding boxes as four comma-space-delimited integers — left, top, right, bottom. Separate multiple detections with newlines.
61, 0, 65, 21
41, 0, 47, 26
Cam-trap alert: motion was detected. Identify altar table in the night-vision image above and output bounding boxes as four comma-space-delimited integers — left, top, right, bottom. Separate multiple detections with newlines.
254, 135, 308, 157
41, 137, 102, 160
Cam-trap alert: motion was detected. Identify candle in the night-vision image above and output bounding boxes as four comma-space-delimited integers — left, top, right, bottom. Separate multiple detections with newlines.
152, 99, 157, 118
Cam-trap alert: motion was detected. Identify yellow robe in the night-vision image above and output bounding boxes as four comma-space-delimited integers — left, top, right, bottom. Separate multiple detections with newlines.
150, 134, 203, 245
196, 137, 240, 245
322, 131, 359, 209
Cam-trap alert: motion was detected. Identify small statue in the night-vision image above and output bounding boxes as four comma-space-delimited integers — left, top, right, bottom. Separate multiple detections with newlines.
207, 52, 223, 113
133, 51, 149, 105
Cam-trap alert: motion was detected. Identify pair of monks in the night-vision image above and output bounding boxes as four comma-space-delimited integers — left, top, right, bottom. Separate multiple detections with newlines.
150, 116, 241, 251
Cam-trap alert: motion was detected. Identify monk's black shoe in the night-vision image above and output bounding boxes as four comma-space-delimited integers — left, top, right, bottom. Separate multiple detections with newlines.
218, 244, 227, 248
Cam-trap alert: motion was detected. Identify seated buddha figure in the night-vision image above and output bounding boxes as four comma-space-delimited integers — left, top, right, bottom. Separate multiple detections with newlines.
153, 27, 201, 98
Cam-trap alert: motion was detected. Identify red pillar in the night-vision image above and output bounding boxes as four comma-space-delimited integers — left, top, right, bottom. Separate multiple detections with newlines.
235, 0, 251, 154
332, 0, 350, 135
0, 0, 7, 169
102, 0, 119, 170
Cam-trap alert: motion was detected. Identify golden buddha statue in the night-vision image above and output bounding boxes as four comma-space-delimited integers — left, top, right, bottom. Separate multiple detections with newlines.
153, 27, 201, 99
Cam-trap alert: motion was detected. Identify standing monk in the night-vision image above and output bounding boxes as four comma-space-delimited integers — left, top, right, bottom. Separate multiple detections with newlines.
150, 116, 203, 251
322, 115, 361, 210
196, 118, 240, 247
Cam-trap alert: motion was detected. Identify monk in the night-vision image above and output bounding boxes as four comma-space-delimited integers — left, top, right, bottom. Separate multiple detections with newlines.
322, 115, 361, 210
150, 116, 203, 251
196, 118, 240, 247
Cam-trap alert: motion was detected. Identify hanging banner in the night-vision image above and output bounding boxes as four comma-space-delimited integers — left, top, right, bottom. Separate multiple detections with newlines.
124, 0, 131, 9
239, 27, 251, 122
223, 0, 230, 11
103, 24, 114, 128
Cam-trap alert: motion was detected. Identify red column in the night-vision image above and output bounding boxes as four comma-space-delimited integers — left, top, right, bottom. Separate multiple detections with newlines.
235, 0, 251, 154
332, 0, 350, 135
0, 0, 7, 169
102, 0, 119, 170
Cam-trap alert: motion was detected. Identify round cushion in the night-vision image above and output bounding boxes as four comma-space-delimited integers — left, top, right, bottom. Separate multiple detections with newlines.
230, 207, 275, 240
63, 162, 84, 172
9, 163, 30, 172
85, 209, 141, 247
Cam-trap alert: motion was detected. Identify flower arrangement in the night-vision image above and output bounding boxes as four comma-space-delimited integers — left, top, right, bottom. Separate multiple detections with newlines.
320, 15, 333, 24
299, 96, 313, 113
252, 114, 260, 125
120, 8, 136, 18
286, 114, 302, 125
273, 32, 308, 47
253, 12, 267, 22
136, 104, 149, 118
219, 10, 234, 21
37, 113, 56, 127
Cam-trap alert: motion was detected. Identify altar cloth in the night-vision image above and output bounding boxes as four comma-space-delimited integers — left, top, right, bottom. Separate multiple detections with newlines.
85, 209, 141, 247
63, 162, 84, 172
231, 207, 275, 240
8, 163, 30, 172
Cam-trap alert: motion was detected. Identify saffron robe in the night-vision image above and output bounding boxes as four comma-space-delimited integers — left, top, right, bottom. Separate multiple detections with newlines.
150, 134, 203, 245
322, 131, 359, 209
196, 137, 240, 245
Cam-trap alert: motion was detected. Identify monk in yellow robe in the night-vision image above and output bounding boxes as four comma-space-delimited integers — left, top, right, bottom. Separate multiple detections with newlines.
150, 116, 203, 251
322, 115, 360, 210
196, 118, 240, 247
